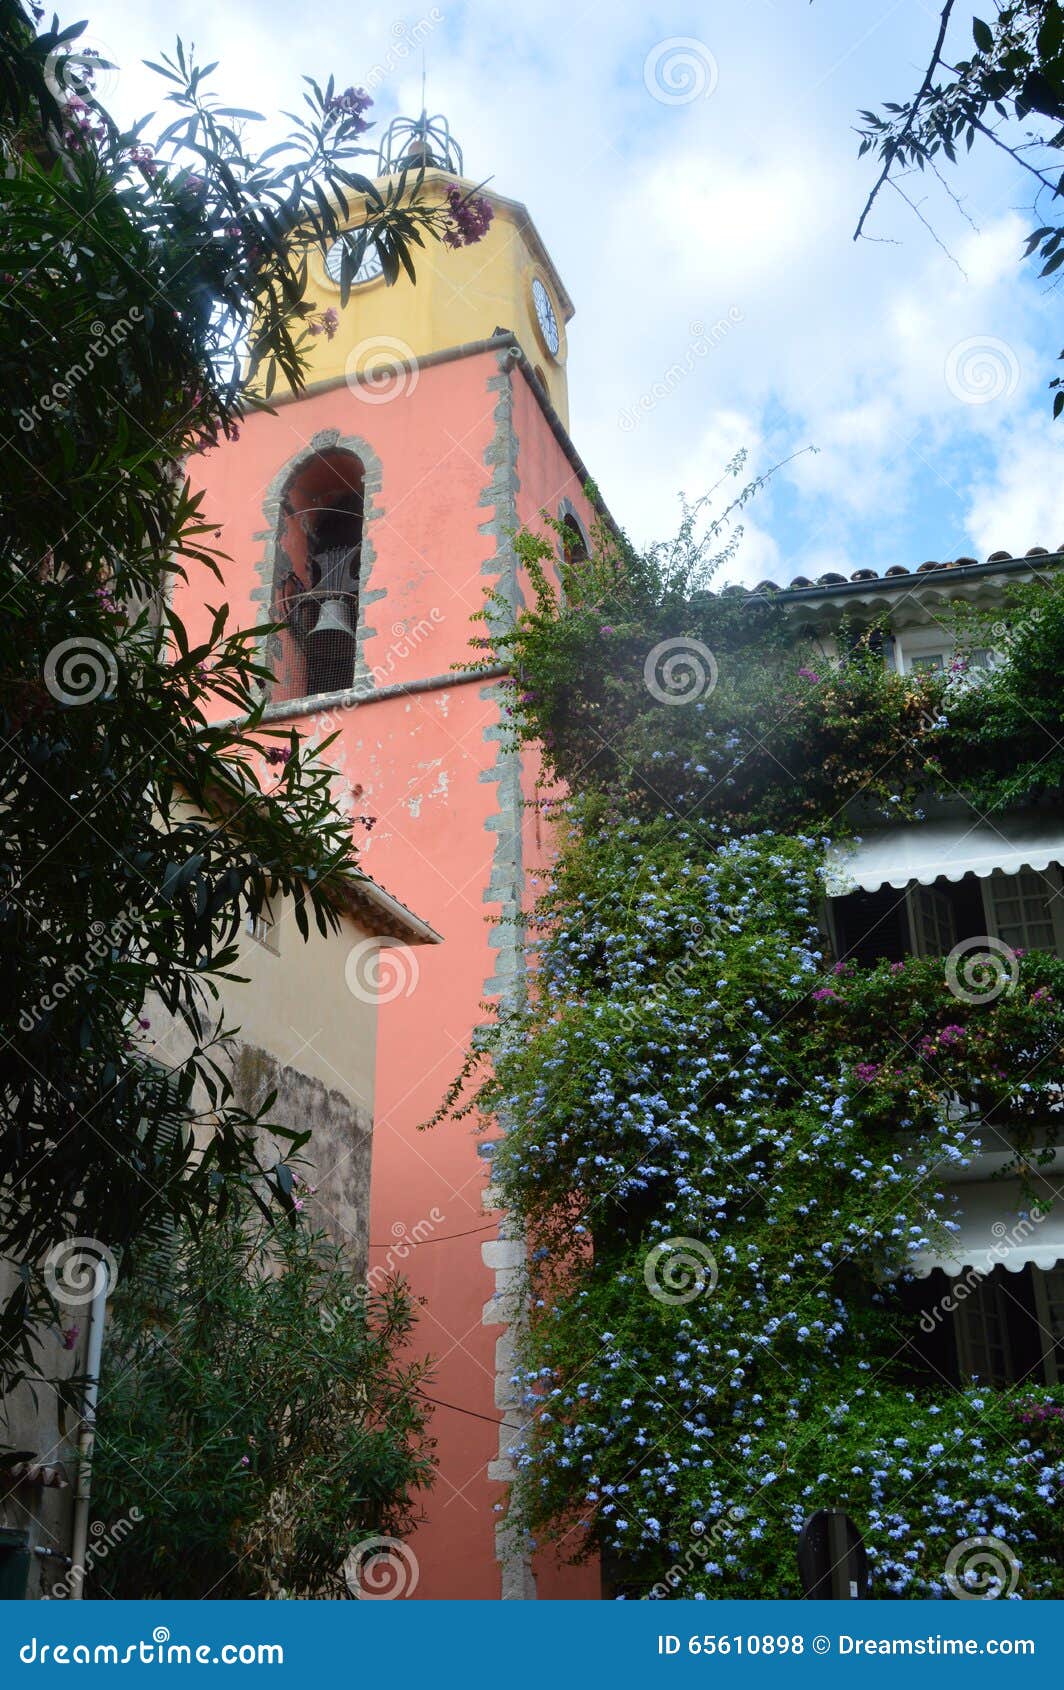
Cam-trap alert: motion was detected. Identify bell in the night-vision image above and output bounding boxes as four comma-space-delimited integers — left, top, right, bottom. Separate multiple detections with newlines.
306, 595, 356, 640
312, 542, 359, 595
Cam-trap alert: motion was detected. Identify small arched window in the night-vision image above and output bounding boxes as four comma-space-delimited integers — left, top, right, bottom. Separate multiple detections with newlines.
561, 511, 589, 569
272, 450, 364, 700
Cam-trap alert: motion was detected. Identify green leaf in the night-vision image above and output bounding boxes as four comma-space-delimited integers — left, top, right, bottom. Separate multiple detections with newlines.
972, 16, 994, 53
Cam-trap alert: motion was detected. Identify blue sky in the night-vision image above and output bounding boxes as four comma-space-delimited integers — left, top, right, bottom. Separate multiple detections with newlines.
77, 0, 1064, 584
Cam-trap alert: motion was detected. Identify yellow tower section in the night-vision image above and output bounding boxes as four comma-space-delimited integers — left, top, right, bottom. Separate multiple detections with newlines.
296, 131, 574, 427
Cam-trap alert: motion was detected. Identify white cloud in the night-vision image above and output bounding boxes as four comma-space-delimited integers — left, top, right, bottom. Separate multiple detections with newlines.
964, 420, 1064, 558
70, 0, 1064, 574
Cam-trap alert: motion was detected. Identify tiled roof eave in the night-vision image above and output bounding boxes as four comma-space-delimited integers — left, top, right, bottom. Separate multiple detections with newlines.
757, 551, 1062, 614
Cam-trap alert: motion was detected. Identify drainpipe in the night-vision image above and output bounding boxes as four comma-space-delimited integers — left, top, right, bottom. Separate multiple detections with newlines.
69, 1263, 109, 1601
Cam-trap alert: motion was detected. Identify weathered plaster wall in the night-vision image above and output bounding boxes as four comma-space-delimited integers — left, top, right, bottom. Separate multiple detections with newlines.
143, 892, 382, 1270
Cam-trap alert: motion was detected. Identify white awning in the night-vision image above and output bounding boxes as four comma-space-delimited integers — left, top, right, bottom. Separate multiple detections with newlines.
910, 1163, 1064, 1279
824, 811, 1064, 896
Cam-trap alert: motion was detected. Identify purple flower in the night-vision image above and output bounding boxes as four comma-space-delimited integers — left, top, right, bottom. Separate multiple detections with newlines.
812, 987, 837, 1002
443, 187, 494, 248
129, 143, 159, 178
325, 86, 373, 133
309, 307, 340, 340
797, 666, 820, 683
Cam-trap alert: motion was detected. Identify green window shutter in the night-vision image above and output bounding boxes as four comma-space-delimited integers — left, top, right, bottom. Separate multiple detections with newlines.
0, 1528, 31, 1599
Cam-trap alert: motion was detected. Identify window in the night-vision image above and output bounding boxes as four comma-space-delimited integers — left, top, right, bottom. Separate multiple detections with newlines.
245, 899, 279, 955
953, 1273, 1014, 1385
273, 450, 364, 701
561, 511, 588, 569
829, 886, 911, 967
830, 870, 1063, 969
829, 879, 971, 965
982, 867, 1064, 954
908, 884, 956, 958
948, 1265, 1064, 1386
1032, 1266, 1064, 1385
892, 626, 994, 678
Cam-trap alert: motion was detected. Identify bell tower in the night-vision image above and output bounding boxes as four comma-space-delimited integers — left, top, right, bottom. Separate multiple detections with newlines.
295, 110, 574, 428
178, 110, 600, 1601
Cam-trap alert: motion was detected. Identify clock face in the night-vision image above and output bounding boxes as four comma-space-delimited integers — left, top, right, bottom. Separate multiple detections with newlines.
325, 234, 383, 288
531, 276, 560, 358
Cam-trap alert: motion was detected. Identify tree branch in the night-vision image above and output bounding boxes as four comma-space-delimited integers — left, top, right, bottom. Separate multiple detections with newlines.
854, 0, 956, 241
973, 114, 1062, 195
888, 177, 967, 276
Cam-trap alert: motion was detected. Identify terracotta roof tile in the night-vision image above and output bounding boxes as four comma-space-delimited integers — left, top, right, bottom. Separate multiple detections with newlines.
740, 547, 1063, 598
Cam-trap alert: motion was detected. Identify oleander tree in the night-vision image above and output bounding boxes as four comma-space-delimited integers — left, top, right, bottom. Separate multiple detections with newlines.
0, 1, 490, 1390
87, 1211, 434, 1599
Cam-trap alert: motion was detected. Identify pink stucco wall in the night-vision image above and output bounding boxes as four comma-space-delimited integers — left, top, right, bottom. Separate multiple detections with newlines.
179, 346, 599, 1599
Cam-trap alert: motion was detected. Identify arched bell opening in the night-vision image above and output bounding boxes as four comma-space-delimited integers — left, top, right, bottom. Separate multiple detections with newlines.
272, 449, 365, 701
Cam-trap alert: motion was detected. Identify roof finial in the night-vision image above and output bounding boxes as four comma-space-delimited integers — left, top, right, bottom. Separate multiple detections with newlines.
377, 102, 463, 176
